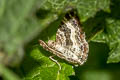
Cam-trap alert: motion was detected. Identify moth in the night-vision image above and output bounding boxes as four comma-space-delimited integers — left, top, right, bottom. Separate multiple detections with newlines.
39, 11, 89, 66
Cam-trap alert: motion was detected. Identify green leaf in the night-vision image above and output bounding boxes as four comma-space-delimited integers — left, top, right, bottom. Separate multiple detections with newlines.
105, 19, 120, 63
91, 18, 120, 63
89, 0, 120, 63
22, 46, 74, 80
91, 31, 106, 43
77, 0, 110, 21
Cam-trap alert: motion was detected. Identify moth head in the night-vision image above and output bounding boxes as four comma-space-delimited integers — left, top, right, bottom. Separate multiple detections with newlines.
47, 40, 55, 47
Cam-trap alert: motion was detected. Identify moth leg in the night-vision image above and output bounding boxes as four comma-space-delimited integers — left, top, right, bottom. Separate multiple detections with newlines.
49, 55, 61, 71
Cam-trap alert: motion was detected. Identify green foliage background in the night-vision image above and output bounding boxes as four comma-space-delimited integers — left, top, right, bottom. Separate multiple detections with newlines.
0, 0, 120, 80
